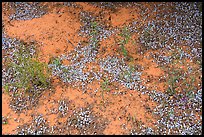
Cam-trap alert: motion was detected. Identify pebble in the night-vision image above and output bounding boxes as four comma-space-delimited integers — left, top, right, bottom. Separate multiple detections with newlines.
2, 2, 202, 135
9, 2, 47, 20
17, 114, 50, 135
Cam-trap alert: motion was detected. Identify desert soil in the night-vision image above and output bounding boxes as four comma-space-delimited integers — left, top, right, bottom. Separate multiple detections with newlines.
2, 2, 202, 135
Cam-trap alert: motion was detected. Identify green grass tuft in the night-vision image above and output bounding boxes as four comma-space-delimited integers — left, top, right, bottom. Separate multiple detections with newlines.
4, 43, 51, 94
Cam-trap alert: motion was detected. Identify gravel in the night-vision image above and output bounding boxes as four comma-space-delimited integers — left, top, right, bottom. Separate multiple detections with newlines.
17, 114, 50, 135
9, 2, 47, 20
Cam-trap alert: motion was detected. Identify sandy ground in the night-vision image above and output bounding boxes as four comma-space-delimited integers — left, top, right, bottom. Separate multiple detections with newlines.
2, 2, 202, 135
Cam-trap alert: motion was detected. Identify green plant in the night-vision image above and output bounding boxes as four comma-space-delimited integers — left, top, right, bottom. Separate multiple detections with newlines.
167, 75, 178, 96
165, 65, 198, 99
4, 84, 10, 93
4, 43, 50, 94
101, 78, 110, 92
100, 78, 111, 101
49, 56, 62, 67
119, 27, 131, 45
118, 26, 131, 57
167, 109, 174, 119
124, 69, 132, 80
90, 21, 100, 49
121, 45, 128, 57
128, 64, 135, 77
132, 113, 137, 124
166, 67, 181, 96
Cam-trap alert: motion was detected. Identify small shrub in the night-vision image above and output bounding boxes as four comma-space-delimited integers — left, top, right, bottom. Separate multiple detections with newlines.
4, 43, 51, 94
